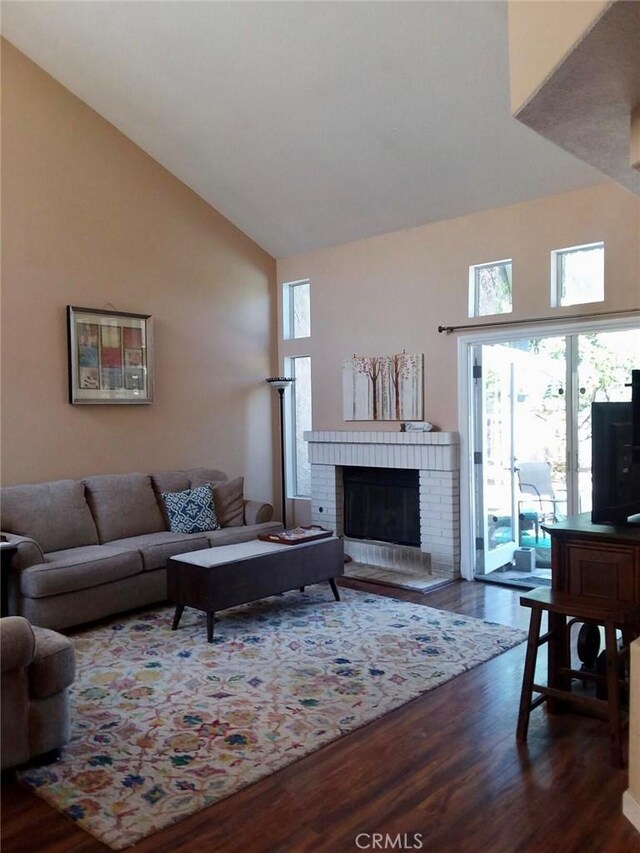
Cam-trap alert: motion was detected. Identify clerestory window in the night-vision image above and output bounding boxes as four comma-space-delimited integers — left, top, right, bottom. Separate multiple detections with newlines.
551, 242, 604, 307
469, 259, 513, 317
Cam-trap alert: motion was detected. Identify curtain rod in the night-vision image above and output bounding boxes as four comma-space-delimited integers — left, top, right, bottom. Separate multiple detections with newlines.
438, 308, 640, 334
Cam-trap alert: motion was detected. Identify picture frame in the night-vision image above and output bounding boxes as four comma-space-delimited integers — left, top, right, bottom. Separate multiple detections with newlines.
343, 352, 423, 421
67, 306, 154, 404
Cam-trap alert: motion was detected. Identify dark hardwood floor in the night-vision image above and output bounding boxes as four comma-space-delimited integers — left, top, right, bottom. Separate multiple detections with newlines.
2, 579, 639, 853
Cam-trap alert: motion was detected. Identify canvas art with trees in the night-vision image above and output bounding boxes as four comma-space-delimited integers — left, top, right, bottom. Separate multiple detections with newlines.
343, 352, 423, 421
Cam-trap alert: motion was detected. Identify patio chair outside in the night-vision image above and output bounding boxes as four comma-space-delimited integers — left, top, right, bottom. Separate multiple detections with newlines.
517, 462, 565, 531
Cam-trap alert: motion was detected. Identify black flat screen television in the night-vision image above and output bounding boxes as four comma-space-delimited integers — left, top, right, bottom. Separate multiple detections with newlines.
591, 369, 640, 526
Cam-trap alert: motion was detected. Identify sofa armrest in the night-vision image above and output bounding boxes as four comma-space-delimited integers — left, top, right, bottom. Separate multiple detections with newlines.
243, 500, 274, 525
0, 616, 36, 672
30, 626, 76, 699
0, 532, 45, 570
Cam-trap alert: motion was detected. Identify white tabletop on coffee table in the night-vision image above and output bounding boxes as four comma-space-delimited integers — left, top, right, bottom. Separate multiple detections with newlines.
172, 537, 336, 568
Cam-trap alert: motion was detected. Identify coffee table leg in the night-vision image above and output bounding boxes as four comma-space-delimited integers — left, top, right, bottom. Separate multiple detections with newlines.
172, 604, 185, 631
329, 578, 340, 601
207, 612, 215, 643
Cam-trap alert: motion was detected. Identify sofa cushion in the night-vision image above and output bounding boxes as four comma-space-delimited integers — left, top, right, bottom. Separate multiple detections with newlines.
151, 470, 191, 496
207, 521, 282, 547
187, 468, 228, 488
29, 626, 75, 699
213, 477, 245, 527
83, 474, 165, 543
161, 485, 219, 535
108, 531, 210, 571
1, 480, 99, 553
21, 545, 143, 598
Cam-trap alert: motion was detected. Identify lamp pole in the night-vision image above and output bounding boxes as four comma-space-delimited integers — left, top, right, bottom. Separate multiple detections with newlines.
266, 377, 294, 529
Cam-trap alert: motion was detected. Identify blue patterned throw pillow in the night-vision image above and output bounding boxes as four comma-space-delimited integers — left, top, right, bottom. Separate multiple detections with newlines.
161, 484, 219, 534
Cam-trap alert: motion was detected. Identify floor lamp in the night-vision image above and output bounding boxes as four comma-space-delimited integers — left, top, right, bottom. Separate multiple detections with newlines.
266, 376, 294, 529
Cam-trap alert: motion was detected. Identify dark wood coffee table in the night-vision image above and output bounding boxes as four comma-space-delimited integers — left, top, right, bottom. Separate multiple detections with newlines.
168, 536, 344, 642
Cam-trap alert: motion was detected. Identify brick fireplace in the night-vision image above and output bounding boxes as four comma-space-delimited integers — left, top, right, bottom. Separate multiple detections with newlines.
304, 430, 461, 580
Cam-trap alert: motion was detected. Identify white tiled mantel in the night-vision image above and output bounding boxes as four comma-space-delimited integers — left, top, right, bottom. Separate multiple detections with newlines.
304, 430, 461, 579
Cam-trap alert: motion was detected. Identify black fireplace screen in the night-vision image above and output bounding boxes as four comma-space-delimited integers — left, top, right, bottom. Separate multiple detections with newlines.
343, 466, 420, 547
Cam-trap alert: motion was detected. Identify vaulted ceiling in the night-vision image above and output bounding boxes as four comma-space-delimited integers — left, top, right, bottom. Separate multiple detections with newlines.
513, 0, 640, 198
2, 1, 604, 258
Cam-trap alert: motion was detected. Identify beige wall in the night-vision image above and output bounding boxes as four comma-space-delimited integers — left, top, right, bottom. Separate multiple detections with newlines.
508, 0, 610, 114
277, 183, 639, 434
1, 41, 278, 502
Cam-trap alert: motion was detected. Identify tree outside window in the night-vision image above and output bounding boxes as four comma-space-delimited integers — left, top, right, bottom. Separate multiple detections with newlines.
470, 260, 512, 317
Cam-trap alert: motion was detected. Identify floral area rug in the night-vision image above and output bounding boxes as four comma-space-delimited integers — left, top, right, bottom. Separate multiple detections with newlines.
19, 587, 526, 849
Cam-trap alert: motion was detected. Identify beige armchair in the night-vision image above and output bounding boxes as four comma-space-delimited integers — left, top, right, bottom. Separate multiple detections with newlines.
1, 616, 75, 770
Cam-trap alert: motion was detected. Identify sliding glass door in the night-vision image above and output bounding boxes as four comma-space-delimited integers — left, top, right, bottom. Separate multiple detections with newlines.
575, 330, 640, 515
476, 343, 517, 574
471, 325, 639, 585
473, 336, 566, 579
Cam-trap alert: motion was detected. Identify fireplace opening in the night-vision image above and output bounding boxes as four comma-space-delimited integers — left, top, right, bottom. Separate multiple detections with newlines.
343, 466, 420, 547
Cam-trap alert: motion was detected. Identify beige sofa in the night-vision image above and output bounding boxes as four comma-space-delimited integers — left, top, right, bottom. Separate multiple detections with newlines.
1, 468, 281, 630
1, 616, 76, 770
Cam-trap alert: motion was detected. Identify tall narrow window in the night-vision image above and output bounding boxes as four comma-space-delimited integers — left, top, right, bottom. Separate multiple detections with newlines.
286, 356, 312, 497
551, 242, 604, 307
469, 260, 512, 317
283, 279, 311, 339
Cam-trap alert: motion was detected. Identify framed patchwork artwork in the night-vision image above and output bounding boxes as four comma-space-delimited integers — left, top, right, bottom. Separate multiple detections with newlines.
67, 306, 154, 404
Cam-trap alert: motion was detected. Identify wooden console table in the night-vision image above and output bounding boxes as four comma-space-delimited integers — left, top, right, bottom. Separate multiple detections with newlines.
543, 513, 640, 604
542, 514, 640, 705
